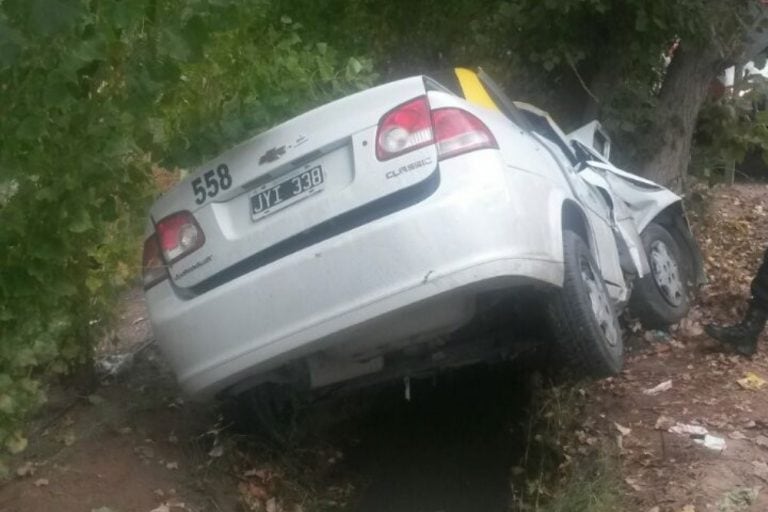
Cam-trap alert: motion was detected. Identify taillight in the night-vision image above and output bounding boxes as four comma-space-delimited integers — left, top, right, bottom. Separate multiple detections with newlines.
432, 108, 497, 159
375, 96, 497, 161
142, 234, 167, 290
376, 96, 434, 160
155, 210, 205, 264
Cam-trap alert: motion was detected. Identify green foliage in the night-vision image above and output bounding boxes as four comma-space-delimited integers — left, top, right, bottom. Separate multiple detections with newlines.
692, 73, 768, 181
0, 0, 372, 460
512, 384, 622, 511
301, 0, 757, 178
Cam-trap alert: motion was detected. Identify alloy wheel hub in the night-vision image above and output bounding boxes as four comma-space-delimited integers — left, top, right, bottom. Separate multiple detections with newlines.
649, 240, 684, 307
580, 257, 620, 347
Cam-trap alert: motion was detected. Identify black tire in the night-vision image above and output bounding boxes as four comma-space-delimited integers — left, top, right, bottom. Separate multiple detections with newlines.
549, 230, 623, 378
629, 222, 690, 329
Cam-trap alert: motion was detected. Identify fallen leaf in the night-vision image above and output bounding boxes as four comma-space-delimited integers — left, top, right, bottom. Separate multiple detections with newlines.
61, 431, 76, 447
149, 504, 170, 512
87, 394, 105, 406
16, 461, 35, 477
752, 461, 768, 483
729, 431, 747, 440
655, 415, 675, 430
208, 444, 224, 458
165, 461, 178, 470
615, 422, 631, 436
239, 480, 269, 501
625, 477, 643, 491
135, 445, 155, 460
33, 478, 49, 487
716, 486, 759, 511
680, 505, 695, 512
6, 432, 28, 454
737, 372, 767, 391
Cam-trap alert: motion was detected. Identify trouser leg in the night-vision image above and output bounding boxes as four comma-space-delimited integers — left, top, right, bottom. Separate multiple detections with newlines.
750, 245, 768, 311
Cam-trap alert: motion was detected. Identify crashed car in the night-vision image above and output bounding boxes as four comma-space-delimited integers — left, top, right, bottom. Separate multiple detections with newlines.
142, 67, 704, 400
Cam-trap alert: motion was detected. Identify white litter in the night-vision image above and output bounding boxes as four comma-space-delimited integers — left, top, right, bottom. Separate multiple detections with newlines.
694, 434, 726, 451
669, 423, 708, 436
668, 423, 727, 452
643, 379, 673, 396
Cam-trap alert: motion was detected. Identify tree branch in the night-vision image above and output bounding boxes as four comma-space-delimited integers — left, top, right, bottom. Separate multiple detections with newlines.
565, 53, 600, 106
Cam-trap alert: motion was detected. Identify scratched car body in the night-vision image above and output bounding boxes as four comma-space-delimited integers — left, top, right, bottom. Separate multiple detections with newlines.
142, 68, 704, 400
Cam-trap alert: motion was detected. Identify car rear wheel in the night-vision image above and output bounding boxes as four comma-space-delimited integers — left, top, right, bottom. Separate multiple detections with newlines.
629, 222, 690, 329
549, 230, 623, 378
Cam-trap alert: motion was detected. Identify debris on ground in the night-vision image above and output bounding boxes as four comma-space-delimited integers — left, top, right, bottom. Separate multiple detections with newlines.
669, 423, 708, 436
737, 372, 767, 390
643, 379, 673, 396
694, 434, 726, 451
583, 184, 768, 511
716, 487, 760, 512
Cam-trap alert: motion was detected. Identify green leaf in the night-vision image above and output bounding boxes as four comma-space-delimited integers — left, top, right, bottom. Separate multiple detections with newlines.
85, 275, 102, 293
5, 432, 27, 455
26, 0, 83, 36
346, 57, 363, 76
68, 209, 93, 233
16, 116, 45, 141
0, 394, 15, 414
635, 9, 648, 32
159, 28, 192, 62
0, 18, 25, 69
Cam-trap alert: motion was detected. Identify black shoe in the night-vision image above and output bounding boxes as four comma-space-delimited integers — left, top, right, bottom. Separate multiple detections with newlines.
704, 304, 768, 357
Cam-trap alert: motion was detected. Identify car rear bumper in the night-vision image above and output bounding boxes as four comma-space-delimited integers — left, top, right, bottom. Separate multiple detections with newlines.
146, 150, 564, 398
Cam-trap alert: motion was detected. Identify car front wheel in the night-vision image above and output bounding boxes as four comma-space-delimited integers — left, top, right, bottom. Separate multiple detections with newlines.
629, 222, 690, 329
549, 230, 623, 378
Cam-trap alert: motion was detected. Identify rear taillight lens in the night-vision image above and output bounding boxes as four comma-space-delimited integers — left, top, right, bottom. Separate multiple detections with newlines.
375, 96, 497, 162
156, 210, 205, 263
376, 96, 434, 160
432, 108, 498, 159
142, 234, 167, 290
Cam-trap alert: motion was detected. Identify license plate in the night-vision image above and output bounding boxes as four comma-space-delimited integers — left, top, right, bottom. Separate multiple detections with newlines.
250, 165, 324, 220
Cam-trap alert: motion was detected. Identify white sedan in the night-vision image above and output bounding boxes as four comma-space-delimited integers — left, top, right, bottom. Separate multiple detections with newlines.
142, 67, 704, 401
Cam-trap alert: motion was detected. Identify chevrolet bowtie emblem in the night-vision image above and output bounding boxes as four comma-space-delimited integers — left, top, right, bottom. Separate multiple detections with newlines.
258, 145, 286, 165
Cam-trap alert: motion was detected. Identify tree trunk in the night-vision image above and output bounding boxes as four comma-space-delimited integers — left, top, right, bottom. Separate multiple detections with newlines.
635, 44, 724, 190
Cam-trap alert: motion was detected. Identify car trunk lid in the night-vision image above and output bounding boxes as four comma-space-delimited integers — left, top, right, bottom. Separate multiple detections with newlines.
149, 76, 438, 292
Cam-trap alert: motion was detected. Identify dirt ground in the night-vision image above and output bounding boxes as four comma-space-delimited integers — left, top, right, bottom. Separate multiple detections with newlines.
584, 183, 768, 511
1, 183, 768, 512
0, 288, 240, 512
